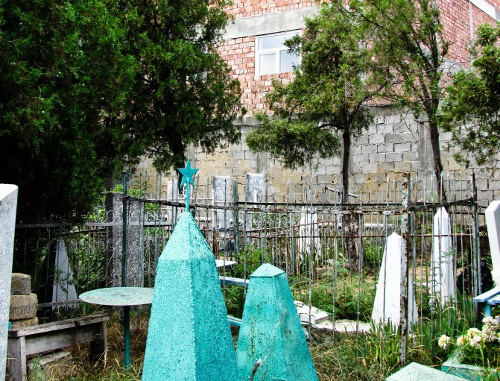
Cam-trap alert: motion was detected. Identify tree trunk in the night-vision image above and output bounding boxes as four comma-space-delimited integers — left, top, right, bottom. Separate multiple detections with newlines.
341, 127, 360, 271
428, 117, 447, 203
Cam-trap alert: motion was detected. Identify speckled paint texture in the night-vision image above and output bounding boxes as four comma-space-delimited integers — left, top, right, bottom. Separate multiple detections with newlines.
237, 263, 319, 381
142, 212, 238, 380
0, 185, 18, 381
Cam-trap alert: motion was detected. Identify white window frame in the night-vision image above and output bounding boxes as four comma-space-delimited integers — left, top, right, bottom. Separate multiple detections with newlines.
255, 30, 301, 76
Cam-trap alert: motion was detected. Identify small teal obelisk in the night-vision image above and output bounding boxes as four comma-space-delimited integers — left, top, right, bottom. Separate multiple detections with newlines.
142, 161, 238, 380
179, 159, 198, 212
237, 263, 319, 381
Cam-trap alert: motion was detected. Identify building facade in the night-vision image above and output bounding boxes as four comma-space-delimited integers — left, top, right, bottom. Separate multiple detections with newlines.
143, 0, 500, 203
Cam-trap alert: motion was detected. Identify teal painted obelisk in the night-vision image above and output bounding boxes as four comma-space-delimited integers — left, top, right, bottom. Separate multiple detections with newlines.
142, 212, 238, 380
142, 160, 237, 380
237, 264, 319, 381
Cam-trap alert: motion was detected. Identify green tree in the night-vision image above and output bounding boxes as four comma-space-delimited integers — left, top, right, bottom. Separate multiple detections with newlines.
105, 0, 244, 172
440, 23, 500, 166
0, 0, 135, 222
352, 0, 450, 199
0, 0, 244, 222
246, 1, 383, 198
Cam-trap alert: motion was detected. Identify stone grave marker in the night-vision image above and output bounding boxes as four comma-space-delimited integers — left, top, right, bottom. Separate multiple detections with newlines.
486, 201, 500, 286
237, 263, 318, 381
245, 173, 265, 203
52, 239, 78, 309
0, 184, 18, 381
213, 176, 231, 230
431, 207, 456, 305
298, 207, 319, 256
141, 211, 238, 380
372, 232, 418, 326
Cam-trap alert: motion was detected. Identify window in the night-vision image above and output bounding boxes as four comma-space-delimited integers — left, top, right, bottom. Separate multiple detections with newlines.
256, 31, 301, 76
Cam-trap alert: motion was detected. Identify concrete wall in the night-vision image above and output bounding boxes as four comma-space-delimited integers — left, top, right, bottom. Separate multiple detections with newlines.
186, 106, 500, 205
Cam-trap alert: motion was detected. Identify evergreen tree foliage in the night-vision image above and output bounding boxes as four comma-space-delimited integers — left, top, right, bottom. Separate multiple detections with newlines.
246, 1, 383, 197
440, 23, 500, 166
0, 0, 243, 222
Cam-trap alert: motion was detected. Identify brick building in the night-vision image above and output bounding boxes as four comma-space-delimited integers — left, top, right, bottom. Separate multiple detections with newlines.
143, 0, 500, 203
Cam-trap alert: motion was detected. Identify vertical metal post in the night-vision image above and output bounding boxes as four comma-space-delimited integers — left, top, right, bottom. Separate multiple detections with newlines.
123, 305, 131, 370
471, 173, 481, 321
399, 173, 411, 366
233, 179, 239, 261
122, 173, 128, 287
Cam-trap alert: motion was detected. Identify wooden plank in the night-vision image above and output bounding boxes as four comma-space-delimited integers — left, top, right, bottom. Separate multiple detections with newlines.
473, 285, 500, 303
23, 324, 103, 356
9, 314, 109, 338
219, 276, 248, 287
7, 336, 27, 381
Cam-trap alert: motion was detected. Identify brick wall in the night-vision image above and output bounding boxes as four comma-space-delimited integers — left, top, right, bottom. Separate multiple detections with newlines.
225, 0, 314, 18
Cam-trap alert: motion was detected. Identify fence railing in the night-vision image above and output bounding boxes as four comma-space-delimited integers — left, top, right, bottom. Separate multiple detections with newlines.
13, 170, 488, 365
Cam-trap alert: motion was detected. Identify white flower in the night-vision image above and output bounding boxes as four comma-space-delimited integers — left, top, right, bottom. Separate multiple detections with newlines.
438, 335, 451, 349
470, 335, 482, 348
467, 328, 482, 338
456, 335, 466, 346
483, 316, 499, 331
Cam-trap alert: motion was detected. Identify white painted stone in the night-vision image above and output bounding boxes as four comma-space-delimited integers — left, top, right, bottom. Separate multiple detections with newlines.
486, 201, 500, 286
52, 240, 78, 309
298, 208, 319, 256
431, 207, 456, 305
372, 232, 418, 326
245, 173, 265, 202
0, 184, 18, 381
294, 300, 329, 325
213, 176, 231, 229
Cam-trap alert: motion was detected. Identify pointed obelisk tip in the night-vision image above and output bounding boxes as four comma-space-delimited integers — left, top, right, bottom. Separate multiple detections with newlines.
250, 263, 284, 278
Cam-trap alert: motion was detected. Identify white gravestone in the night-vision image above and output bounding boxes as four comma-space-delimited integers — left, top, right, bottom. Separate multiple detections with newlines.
52, 239, 78, 309
372, 232, 418, 326
431, 207, 456, 305
485, 201, 500, 286
298, 208, 319, 256
0, 184, 18, 380
245, 173, 265, 203
213, 176, 231, 230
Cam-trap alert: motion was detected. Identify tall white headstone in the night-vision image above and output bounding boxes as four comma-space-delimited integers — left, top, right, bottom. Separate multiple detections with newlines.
0, 184, 18, 380
245, 173, 265, 203
298, 207, 319, 256
52, 239, 78, 309
431, 207, 456, 305
485, 201, 500, 286
213, 176, 231, 230
372, 232, 418, 326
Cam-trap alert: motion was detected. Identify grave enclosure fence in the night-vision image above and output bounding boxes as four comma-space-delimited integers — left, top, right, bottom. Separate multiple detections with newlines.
13, 171, 488, 365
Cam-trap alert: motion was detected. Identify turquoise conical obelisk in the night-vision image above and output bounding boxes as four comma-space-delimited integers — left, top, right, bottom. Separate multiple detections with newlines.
142, 212, 238, 380
237, 263, 319, 381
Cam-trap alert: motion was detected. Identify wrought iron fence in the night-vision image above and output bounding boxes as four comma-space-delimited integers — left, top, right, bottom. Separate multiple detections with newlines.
13, 170, 487, 364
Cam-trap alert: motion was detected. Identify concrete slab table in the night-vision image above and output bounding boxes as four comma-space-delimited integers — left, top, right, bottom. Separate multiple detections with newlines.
79, 287, 153, 370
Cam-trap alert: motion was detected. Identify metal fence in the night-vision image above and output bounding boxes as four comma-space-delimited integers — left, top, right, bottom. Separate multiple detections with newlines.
13, 170, 487, 363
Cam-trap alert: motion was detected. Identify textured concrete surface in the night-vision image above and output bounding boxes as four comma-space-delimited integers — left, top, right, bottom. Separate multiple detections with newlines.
11, 273, 31, 295
237, 263, 319, 381
9, 293, 38, 321
0, 184, 18, 381
142, 212, 238, 380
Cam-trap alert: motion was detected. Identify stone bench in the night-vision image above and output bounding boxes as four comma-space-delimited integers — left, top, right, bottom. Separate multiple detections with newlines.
7, 314, 109, 381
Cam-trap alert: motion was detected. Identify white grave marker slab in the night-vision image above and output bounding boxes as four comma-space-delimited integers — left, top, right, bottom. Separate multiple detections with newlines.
372, 232, 418, 326
431, 207, 456, 304
298, 208, 319, 256
213, 176, 231, 229
245, 173, 265, 202
0, 184, 18, 380
52, 239, 78, 309
485, 201, 500, 286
